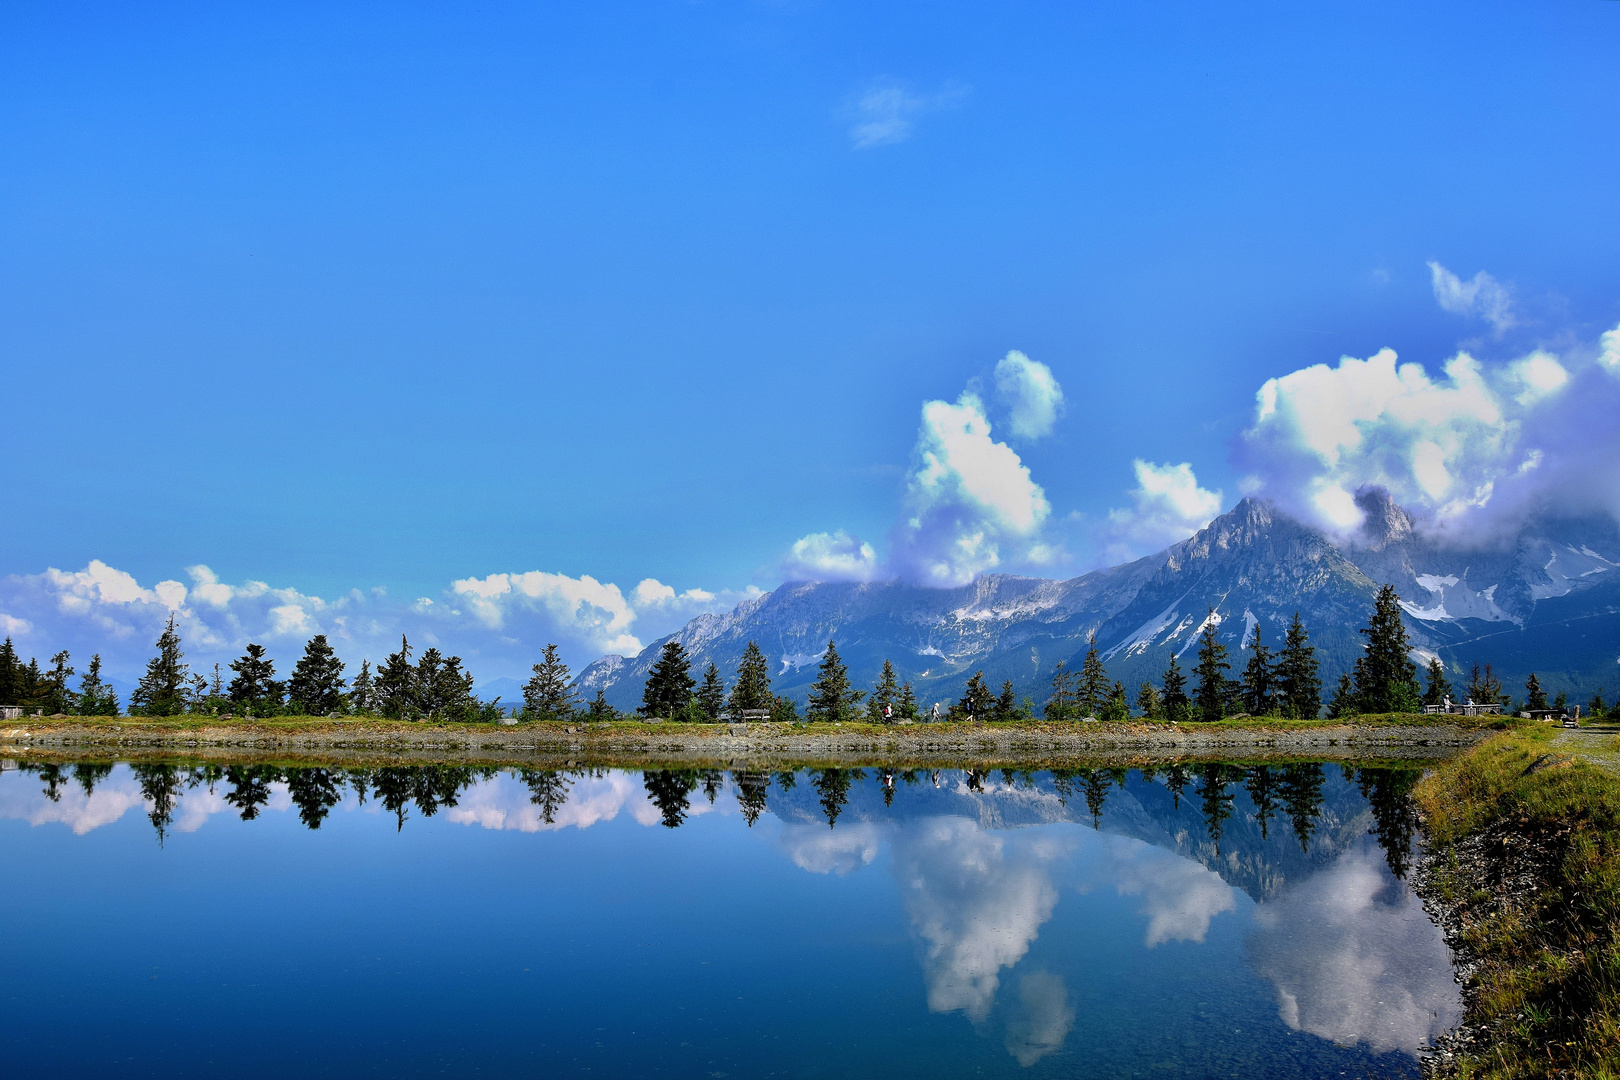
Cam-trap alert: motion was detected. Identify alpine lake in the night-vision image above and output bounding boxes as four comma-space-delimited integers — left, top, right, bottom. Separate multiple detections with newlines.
0, 754, 1462, 1079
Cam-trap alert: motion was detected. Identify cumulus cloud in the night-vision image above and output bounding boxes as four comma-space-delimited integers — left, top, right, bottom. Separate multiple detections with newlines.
1428, 260, 1514, 333
994, 351, 1065, 440
849, 79, 967, 149
444, 772, 665, 832
1246, 839, 1461, 1053
1601, 323, 1620, 371
890, 391, 1054, 585
781, 530, 883, 583
0, 559, 747, 685
1098, 834, 1239, 946
778, 820, 883, 874
1102, 461, 1224, 563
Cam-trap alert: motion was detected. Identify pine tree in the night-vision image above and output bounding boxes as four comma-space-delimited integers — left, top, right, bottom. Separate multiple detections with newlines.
1465, 662, 1504, 709
1192, 617, 1230, 723
228, 644, 282, 715
523, 643, 579, 722
1102, 680, 1130, 723
1352, 585, 1421, 714
1078, 634, 1109, 718
1161, 652, 1190, 722
375, 636, 417, 719
349, 659, 377, 714
76, 654, 120, 716
1276, 612, 1321, 720
1524, 672, 1549, 712
641, 640, 695, 719
288, 635, 347, 715
18, 657, 46, 708
0, 637, 19, 705
898, 681, 918, 721
587, 689, 617, 720
1045, 660, 1075, 721
994, 679, 1018, 723
806, 639, 863, 723
1135, 681, 1162, 719
1239, 622, 1274, 716
44, 651, 77, 714
726, 641, 774, 715
696, 662, 725, 721
1327, 673, 1357, 718
415, 648, 476, 720
1422, 657, 1452, 707
868, 659, 901, 723
131, 615, 189, 717
955, 671, 994, 720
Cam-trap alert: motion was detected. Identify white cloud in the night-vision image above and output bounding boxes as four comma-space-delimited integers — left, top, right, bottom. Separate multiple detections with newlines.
1508, 350, 1570, 405
993, 351, 1065, 440
778, 821, 883, 874
781, 530, 882, 583
1099, 834, 1238, 946
1102, 461, 1224, 563
0, 613, 31, 636
890, 392, 1053, 586
1428, 260, 1515, 333
849, 79, 967, 149
1601, 322, 1620, 371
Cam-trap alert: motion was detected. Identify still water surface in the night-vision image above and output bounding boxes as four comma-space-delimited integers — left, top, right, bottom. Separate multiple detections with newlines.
0, 760, 1459, 1078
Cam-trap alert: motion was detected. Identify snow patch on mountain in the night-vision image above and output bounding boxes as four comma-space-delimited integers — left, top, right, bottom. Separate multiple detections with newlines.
1103, 598, 1184, 662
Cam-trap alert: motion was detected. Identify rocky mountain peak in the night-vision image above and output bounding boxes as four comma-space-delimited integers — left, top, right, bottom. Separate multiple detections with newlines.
1353, 487, 1415, 551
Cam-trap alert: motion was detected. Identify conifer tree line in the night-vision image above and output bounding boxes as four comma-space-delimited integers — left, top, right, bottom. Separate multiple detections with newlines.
3, 583, 1607, 721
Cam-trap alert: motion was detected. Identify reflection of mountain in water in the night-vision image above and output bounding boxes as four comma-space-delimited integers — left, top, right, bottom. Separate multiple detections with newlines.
767, 764, 1415, 903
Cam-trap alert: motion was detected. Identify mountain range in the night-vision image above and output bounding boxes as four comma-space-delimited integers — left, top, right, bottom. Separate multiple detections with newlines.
577, 491, 1620, 714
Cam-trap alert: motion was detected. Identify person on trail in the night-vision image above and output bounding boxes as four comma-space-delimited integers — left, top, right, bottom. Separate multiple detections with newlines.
883, 703, 892, 723
931, 702, 941, 722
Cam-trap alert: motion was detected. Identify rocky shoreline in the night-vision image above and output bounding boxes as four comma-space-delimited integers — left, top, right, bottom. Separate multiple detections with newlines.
0, 718, 1490, 769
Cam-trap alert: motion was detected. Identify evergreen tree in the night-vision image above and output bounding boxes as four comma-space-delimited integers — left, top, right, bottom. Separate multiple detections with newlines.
1524, 672, 1549, 712
1160, 652, 1190, 722
131, 615, 189, 717
696, 662, 725, 721
806, 639, 864, 723
1239, 622, 1275, 716
955, 671, 994, 720
726, 641, 773, 715
1192, 617, 1230, 723
44, 651, 77, 714
1102, 680, 1130, 723
349, 659, 377, 714
227, 644, 282, 714
375, 637, 417, 719
1327, 673, 1357, 718
898, 681, 919, 721
1077, 634, 1109, 717
586, 689, 617, 720
1135, 681, 1162, 719
642, 769, 699, 828
415, 648, 476, 720
993, 679, 1018, 723
1352, 585, 1421, 713
1044, 660, 1075, 721
288, 635, 346, 715
640, 640, 695, 719
1422, 657, 1452, 707
1589, 688, 1608, 718
1465, 662, 1504, 709
868, 659, 901, 723
18, 657, 46, 708
1276, 612, 1321, 720
76, 654, 120, 716
0, 637, 19, 705
523, 643, 579, 721
769, 693, 801, 723
519, 770, 574, 825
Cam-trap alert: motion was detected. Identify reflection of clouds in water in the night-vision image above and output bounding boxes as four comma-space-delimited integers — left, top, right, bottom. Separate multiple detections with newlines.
1247, 839, 1461, 1053
445, 773, 664, 831
0, 774, 146, 834
893, 817, 1073, 1021
1095, 835, 1238, 946
778, 821, 881, 874
1004, 970, 1074, 1066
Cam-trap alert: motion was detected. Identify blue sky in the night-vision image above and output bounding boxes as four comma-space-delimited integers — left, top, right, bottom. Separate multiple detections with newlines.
4, 1, 1620, 678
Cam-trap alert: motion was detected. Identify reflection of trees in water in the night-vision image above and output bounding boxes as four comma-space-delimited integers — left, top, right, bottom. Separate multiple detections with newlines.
223, 765, 277, 820
700, 770, 725, 806
1165, 764, 1191, 810
130, 763, 187, 844
1354, 768, 1421, 879
518, 770, 573, 825
73, 761, 114, 798
731, 770, 770, 825
811, 768, 862, 827
1245, 766, 1279, 840
285, 768, 346, 829
642, 770, 700, 828
1280, 764, 1327, 853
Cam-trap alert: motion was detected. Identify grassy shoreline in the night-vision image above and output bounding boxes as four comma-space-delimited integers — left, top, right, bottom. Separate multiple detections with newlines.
0, 713, 1504, 769
1414, 728, 1620, 1078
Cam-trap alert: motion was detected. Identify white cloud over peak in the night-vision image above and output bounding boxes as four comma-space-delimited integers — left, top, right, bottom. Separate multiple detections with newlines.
1102, 461, 1224, 564
1428, 260, 1514, 333
994, 350, 1065, 440
890, 392, 1053, 586
849, 79, 967, 149
781, 530, 883, 583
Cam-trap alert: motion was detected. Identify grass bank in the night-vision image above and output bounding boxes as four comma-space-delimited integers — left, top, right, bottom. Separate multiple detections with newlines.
1415, 728, 1620, 1078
